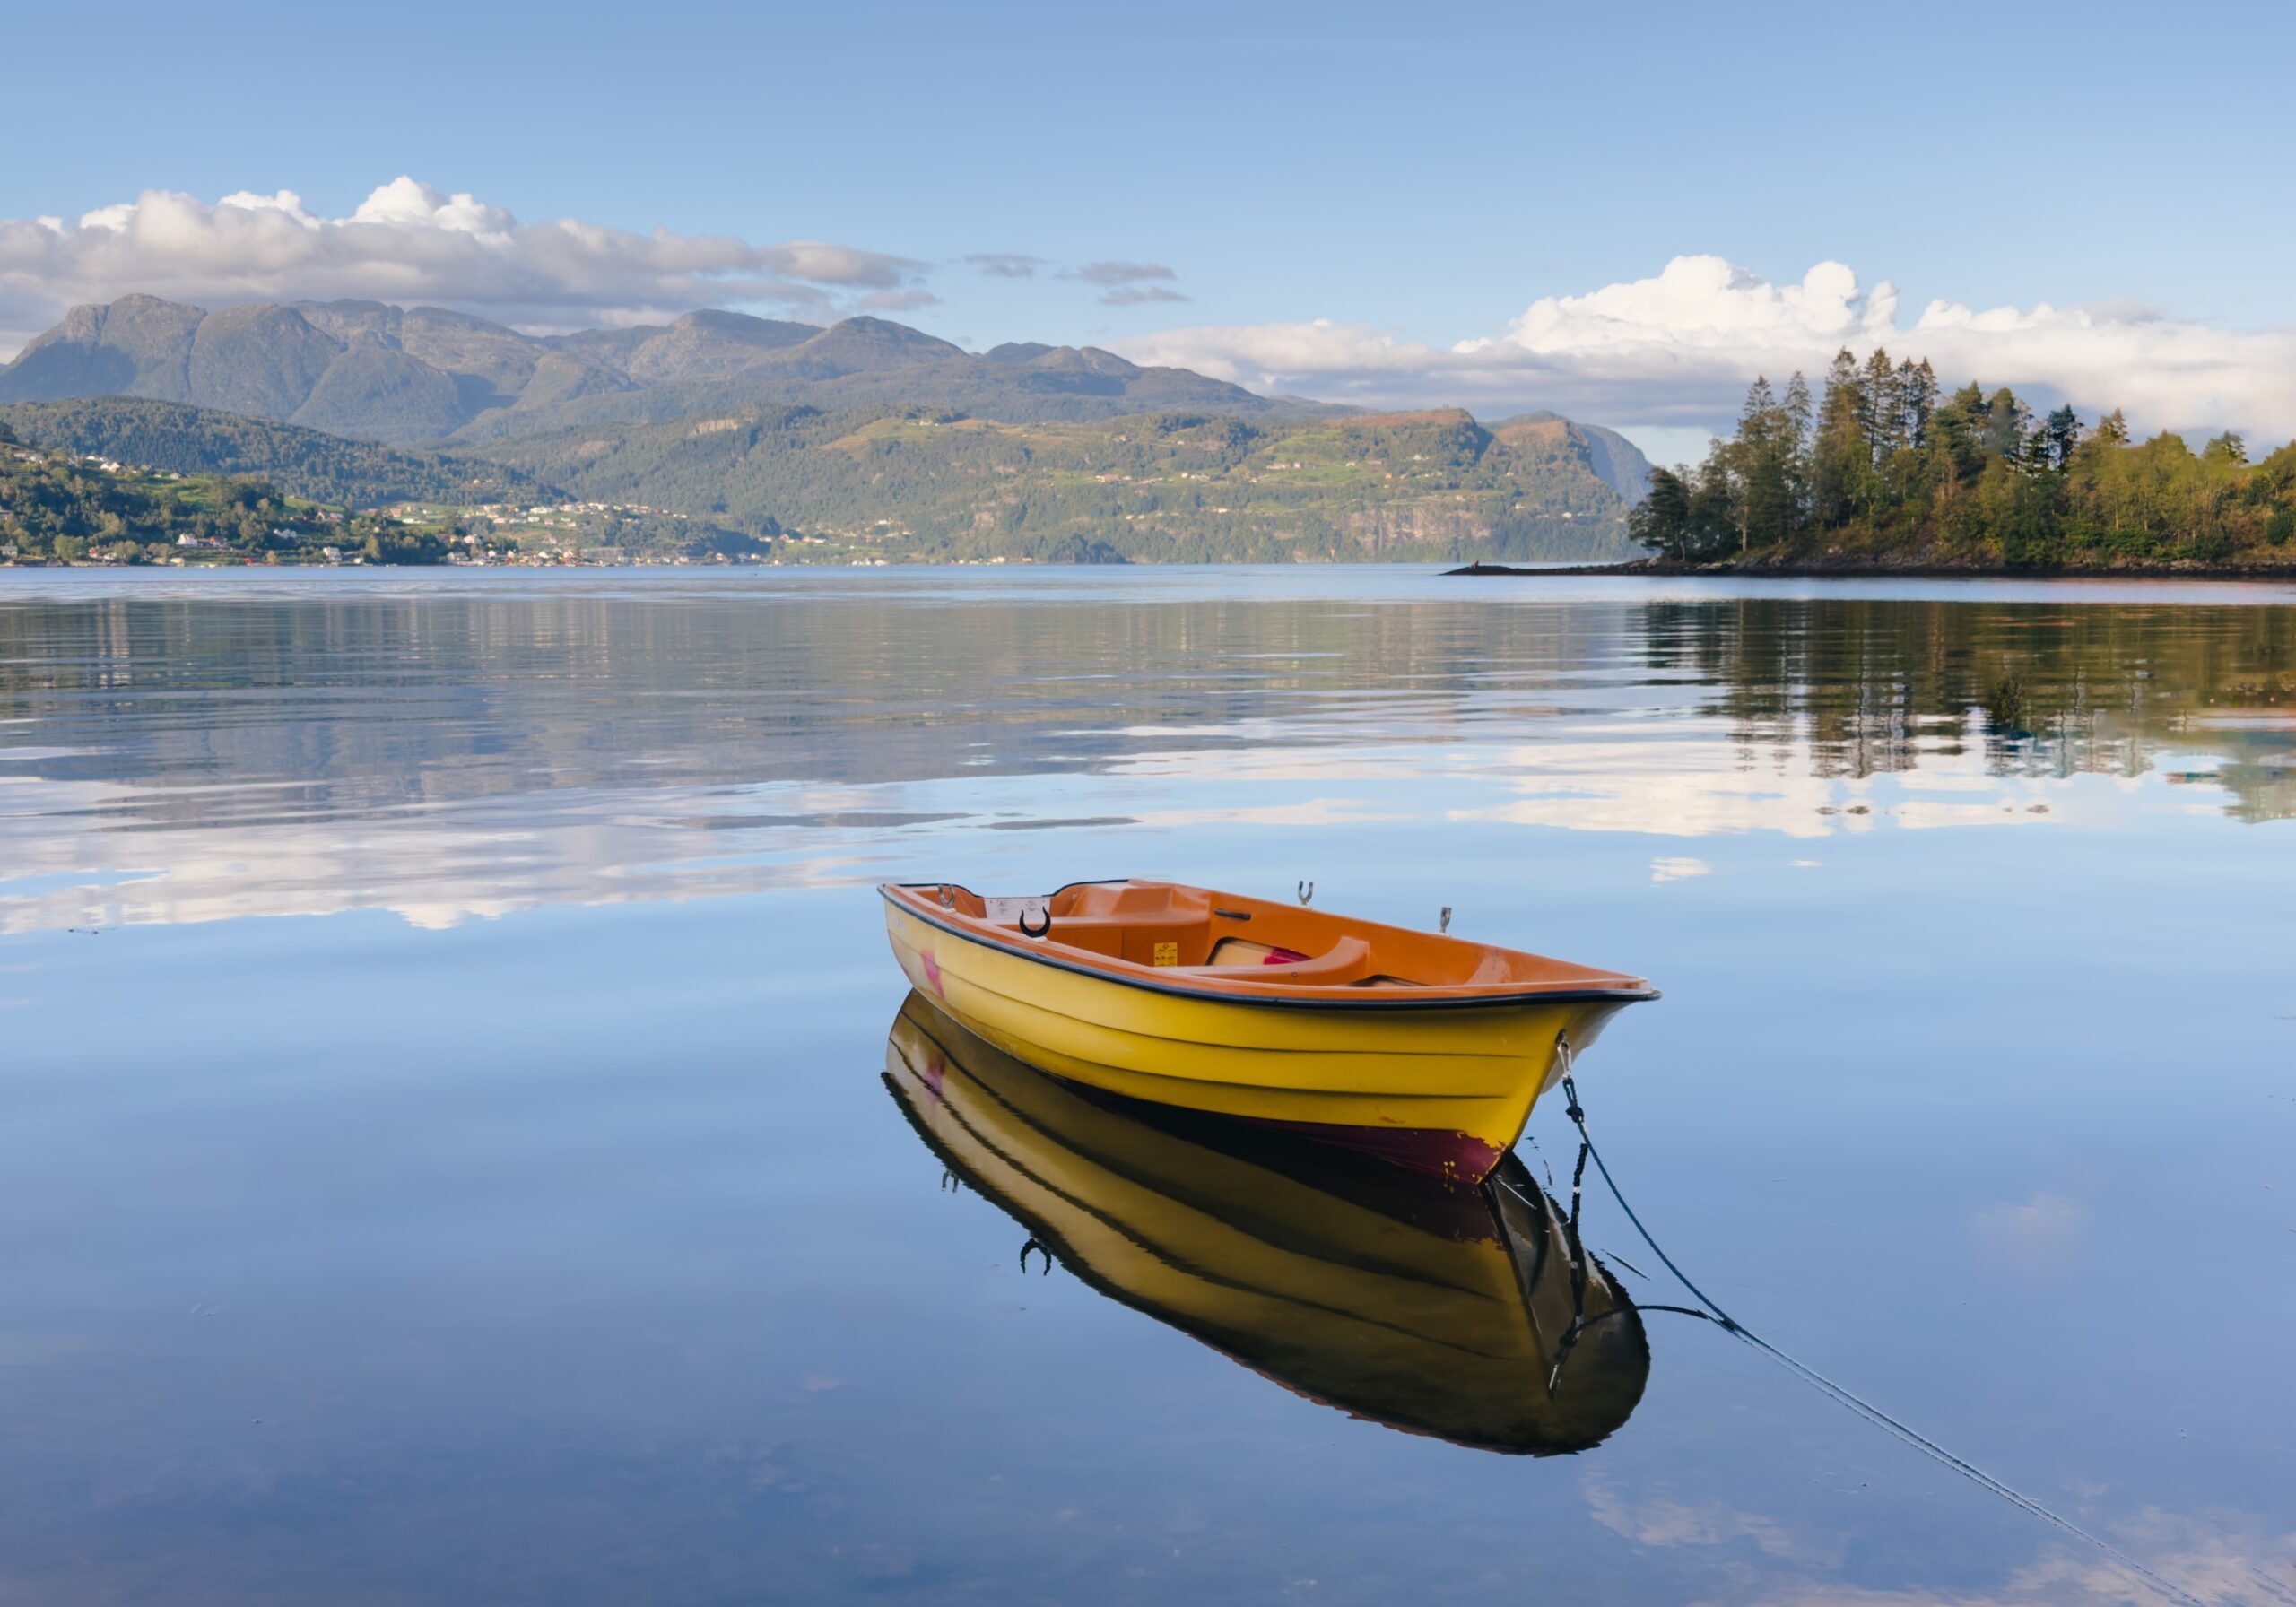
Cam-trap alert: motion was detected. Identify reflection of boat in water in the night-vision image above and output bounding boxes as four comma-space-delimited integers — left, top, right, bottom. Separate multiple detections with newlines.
884, 991, 1649, 1455
881, 878, 1657, 1183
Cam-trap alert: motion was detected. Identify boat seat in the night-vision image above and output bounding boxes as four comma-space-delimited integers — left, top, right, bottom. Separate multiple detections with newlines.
1175, 936, 1374, 985
983, 896, 1205, 937
991, 905, 1211, 966
1020, 911, 1205, 937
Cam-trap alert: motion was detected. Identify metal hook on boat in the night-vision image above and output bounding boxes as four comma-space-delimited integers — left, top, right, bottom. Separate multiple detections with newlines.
1019, 1236, 1052, 1276
1439, 906, 1452, 934
939, 885, 955, 909
1018, 904, 1052, 938
1296, 881, 1314, 907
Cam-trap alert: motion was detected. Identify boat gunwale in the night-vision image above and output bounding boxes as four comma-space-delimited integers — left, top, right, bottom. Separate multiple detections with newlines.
881, 883, 1661, 1013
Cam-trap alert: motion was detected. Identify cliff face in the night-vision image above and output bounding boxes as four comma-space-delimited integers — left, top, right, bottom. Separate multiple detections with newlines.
1489, 413, 1653, 504
1335, 502, 1497, 554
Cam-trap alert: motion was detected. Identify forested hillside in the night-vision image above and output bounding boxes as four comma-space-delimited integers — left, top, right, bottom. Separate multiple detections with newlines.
465, 405, 1644, 562
0, 428, 457, 564
1631, 349, 2296, 569
0, 396, 548, 507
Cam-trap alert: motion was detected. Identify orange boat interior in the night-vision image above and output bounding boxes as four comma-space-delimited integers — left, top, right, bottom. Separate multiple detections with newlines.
888, 879, 1651, 999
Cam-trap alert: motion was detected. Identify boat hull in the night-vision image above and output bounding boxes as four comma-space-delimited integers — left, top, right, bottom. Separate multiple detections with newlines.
884, 901, 1628, 1181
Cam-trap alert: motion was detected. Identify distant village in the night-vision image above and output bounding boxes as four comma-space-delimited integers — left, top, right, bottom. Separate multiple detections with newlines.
13, 448, 1118, 568
2, 448, 999, 568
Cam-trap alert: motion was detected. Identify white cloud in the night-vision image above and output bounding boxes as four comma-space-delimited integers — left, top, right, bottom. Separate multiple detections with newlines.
1114, 254, 2296, 444
0, 178, 929, 349
1064, 261, 1187, 309
963, 252, 1044, 279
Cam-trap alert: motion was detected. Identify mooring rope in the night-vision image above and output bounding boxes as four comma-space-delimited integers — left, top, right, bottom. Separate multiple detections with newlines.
1549, 1045, 2209, 1607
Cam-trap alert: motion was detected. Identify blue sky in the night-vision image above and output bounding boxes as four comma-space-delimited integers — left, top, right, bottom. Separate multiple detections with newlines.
4, 0, 2293, 454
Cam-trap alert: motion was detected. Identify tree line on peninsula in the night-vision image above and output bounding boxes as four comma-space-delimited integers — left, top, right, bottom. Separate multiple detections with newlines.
1629, 349, 2296, 567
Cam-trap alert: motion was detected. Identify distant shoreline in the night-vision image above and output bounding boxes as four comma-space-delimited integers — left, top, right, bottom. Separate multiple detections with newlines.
1445, 558, 2296, 583
10, 554, 2296, 580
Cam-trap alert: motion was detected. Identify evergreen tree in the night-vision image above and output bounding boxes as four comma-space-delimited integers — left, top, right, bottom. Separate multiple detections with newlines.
1927, 387, 1984, 485
1688, 441, 1742, 559
2204, 431, 2248, 467
2032, 405, 2083, 473
1728, 376, 1801, 552
1783, 371, 1813, 465
1782, 369, 1814, 544
1861, 348, 1901, 458
1897, 359, 1937, 450
1811, 349, 1870, 526
1628, 465, 1693, 560
1981, 389, 2031, 467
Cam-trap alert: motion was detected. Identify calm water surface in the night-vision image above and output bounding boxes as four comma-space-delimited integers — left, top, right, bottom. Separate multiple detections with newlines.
2, 568, 2291, 1604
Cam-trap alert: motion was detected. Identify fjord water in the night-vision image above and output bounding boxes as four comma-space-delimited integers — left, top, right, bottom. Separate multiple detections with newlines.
2, 568, 2291, 1605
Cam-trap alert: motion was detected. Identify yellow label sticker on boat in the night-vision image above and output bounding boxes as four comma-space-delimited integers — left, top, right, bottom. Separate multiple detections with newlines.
1152, 942, 1178, 966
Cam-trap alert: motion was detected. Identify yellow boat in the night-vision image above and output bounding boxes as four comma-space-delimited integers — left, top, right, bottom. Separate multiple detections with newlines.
884, 991, 1650, 1455
881, 878, 1657, 1182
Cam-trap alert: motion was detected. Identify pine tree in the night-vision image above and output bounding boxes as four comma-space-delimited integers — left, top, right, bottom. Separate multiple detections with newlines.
1812, 349, 1870, 526
1783, 370, 1813, 463
1982, 388, 2031, 467
1628, 466, 1694, 560
1897, 359, 1937, 451
1861, 348, 1901, 459
2032, 405, 2083, 472
1727, 376, 1800, 552
1782, 370, 1814, 543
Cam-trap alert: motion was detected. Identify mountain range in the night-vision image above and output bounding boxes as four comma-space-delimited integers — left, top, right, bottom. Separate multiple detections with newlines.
0, 294, 1653, 560
0, 295, 1339, 446
466, 405, 1646, 564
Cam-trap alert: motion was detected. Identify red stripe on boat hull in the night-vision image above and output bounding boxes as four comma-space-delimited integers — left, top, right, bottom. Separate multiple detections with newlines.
1234, 1116, 1507, 1184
